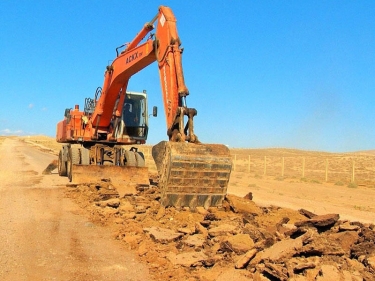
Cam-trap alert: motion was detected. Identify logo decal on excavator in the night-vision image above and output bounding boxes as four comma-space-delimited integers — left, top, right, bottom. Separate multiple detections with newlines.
126, 52, 138, 64
160, 13, 166, 27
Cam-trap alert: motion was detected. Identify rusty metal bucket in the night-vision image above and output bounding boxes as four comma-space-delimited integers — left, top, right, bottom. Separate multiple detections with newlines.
71, 164, 149, 197
152, 141, 232, 208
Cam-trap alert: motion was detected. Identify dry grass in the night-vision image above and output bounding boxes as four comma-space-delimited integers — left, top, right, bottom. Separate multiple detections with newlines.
231, 148, 375, 186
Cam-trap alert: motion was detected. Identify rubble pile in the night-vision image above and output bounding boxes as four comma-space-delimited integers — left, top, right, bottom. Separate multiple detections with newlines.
66, 180, 375, 281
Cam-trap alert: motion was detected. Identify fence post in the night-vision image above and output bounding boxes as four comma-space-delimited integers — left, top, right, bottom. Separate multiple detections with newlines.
325, 158, 328, 182
248, 155, 251, 173
352, 159, 355, 182
302, 157, 305, 178
264, 156, 267, 176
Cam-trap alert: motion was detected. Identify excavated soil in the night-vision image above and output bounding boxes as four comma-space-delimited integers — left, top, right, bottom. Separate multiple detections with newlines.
6, 135, 375, 280
64, 178, 375, 281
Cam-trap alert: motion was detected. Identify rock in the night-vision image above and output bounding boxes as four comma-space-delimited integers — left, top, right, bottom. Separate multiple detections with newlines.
293, 262, 316, 272
263, 262, 288, 280
155, 206, 165, 220
316, 265, 341, 281
243, 224, 270, 242
301, 233, 346, 256
167, 251, 208, 267
259, 236, 304, 262
42, 160, 57, 174
208, 224, 237, 237
183, 234, 206, 248
242, 213, 256, 224
200, 220, 211, 227
105, 198, 120, 208
96, 198, 120, 208
195, 206, 208, 215
204, 212, 219, 221
195, 222, 208, 238
235, 248, 258, 269
279, 223, 298, 236
119, 200, 134, 212
101, 207, 119, 215
295, 213, 339, 228
351, 241, 375, 258
225, 194, 262, 215
286, 257, 318, 276
276, 217, 290, 227
143, 227, 183, 244
222, 234, 254, 255
339, 222, 360, 231
202, 254, 222, 268
177, 227, 195, 235
243, 192, 253, 200
342, 270, 363, 281
330, 231, 359, 253
138, 242, 148, 256
123, 234, 141, 244
298, 208, 317, 219
253, 270, 271, 281
134, 205, 147, 214
345, 257, 365, 271
215, 268, 252, 281
367, 255, 375, 272
122, 212, 136, 220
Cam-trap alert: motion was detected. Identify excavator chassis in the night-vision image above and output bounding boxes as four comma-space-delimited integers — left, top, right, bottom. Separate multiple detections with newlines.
58, 144, 149, 196
153, 141, 232, 209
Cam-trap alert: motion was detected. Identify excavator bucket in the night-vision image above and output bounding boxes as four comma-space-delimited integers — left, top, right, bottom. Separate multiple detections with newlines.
71, 165, 149, 197
152, 141, 232, 209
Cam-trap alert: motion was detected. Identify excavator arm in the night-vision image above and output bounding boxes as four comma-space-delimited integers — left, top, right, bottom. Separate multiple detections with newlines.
89, 6, 196, 144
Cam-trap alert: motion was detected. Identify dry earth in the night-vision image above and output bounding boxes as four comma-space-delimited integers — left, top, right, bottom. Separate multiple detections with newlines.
1, 135, 374, 280
0, 137, 151, 281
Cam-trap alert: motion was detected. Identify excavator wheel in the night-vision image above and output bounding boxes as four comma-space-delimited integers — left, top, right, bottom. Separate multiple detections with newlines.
125, 150, 136, 167
67, 145, 80, 182
135, 152, 145, 167
58, 150, 67, 176
80, 147, 90, 165
152, 141, 232, 209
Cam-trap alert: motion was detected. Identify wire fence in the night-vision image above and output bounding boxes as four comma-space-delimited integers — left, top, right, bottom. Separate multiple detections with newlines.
231, 154, 375, 186
113, 144, 375, 187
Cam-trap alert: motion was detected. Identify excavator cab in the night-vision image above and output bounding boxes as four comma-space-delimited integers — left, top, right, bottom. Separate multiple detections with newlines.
116, 91, 149, 140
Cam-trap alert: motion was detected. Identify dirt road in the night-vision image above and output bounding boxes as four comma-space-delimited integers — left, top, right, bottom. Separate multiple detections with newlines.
0, 138, 151, 281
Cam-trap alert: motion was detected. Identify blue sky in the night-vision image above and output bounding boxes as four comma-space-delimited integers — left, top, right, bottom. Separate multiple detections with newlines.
0, 1, 374, 152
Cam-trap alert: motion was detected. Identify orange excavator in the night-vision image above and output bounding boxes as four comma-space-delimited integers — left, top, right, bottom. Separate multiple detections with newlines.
56, 6, 232, 208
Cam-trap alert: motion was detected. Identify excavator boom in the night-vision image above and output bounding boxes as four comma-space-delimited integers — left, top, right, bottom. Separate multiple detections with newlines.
56, 6, 232, 208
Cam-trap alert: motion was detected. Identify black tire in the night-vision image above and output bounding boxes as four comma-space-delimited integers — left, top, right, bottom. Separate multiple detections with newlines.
71, 146, 80, 164
124, 150, 136, 167
67, 146, 80, 182
135, 152, 145, 167
80, 147, 90, 165
58, 150, 67, 176
67, 152, 72, 182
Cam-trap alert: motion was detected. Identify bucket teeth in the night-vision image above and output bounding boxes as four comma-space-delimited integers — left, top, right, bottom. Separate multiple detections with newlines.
152, 141, 232, 208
